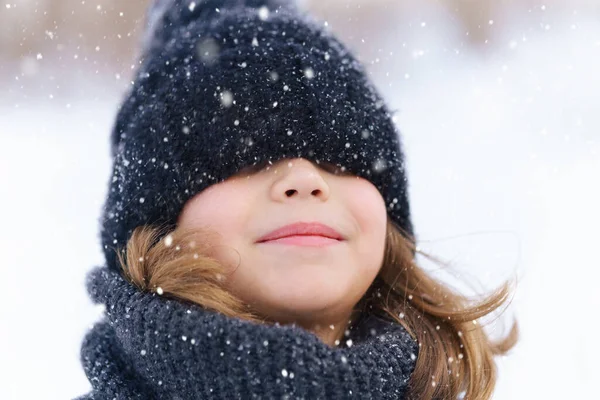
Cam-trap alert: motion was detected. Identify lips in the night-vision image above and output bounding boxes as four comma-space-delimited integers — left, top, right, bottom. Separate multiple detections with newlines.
256, 222, 345, 243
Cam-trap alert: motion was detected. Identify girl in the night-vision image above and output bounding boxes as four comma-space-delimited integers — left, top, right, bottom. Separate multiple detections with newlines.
76, 1, 518, 399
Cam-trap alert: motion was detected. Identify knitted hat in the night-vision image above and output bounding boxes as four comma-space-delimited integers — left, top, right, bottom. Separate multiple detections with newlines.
101, 0, 415, 272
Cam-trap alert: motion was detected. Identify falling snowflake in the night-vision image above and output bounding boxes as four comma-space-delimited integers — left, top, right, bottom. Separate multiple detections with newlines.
258, 6, 270, 21
304, 67, 315, 79
372, 158, 388, 173
196, 37, 220, 65
220, 90, 234, 107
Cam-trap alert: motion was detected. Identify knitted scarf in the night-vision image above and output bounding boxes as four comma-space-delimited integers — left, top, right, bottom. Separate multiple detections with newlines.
75, 266, 419, 399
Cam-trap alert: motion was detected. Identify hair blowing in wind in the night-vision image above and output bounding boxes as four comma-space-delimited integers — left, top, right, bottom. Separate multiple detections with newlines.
117, 219, 519, 400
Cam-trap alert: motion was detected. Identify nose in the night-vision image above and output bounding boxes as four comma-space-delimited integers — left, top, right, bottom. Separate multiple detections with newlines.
271, 158, 330, 202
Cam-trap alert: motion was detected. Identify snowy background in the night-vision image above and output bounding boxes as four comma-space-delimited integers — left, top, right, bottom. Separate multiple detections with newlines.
1, 0, 598, 399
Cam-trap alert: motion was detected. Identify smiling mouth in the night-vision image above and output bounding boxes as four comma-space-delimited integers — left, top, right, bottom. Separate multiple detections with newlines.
258, 235, 343, 247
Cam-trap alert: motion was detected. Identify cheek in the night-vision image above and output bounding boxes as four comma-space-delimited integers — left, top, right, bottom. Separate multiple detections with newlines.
344, 180, 388, 239
178, 184, 254, 273
177, 182, 251, 247
343, 180, 388, 273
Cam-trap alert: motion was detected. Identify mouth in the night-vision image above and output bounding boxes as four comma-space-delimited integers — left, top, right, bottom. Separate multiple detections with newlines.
256, 222, 346, 246
257, 234, 342, 247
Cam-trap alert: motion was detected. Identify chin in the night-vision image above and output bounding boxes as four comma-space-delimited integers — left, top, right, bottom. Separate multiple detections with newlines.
255, 288, 347, 323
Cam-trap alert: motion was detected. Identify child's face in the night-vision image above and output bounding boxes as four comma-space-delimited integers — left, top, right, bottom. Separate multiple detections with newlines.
177, 157, 387, 327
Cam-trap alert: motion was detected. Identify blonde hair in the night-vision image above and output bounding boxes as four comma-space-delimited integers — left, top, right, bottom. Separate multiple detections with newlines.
116, 218, 518, 399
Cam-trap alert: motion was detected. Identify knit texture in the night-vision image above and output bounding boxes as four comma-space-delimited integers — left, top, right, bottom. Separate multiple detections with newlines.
80, 1, 420, 398
100, 0, 415, 272
75, 266, 419, 399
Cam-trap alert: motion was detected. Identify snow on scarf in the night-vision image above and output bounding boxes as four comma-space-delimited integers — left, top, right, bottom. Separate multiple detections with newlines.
75, 266, 418, 399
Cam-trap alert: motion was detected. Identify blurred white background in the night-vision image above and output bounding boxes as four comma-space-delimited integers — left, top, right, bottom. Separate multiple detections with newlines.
1, 0, 598, 398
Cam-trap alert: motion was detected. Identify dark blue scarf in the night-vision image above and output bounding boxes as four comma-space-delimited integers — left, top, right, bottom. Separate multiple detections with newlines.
75, 266, 418, 399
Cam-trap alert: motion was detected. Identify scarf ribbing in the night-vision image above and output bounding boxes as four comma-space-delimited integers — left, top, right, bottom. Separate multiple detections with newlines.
76, 266, 418, 399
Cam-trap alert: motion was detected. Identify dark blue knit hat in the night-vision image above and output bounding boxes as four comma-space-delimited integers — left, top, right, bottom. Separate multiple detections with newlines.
101, 0, 415, 272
